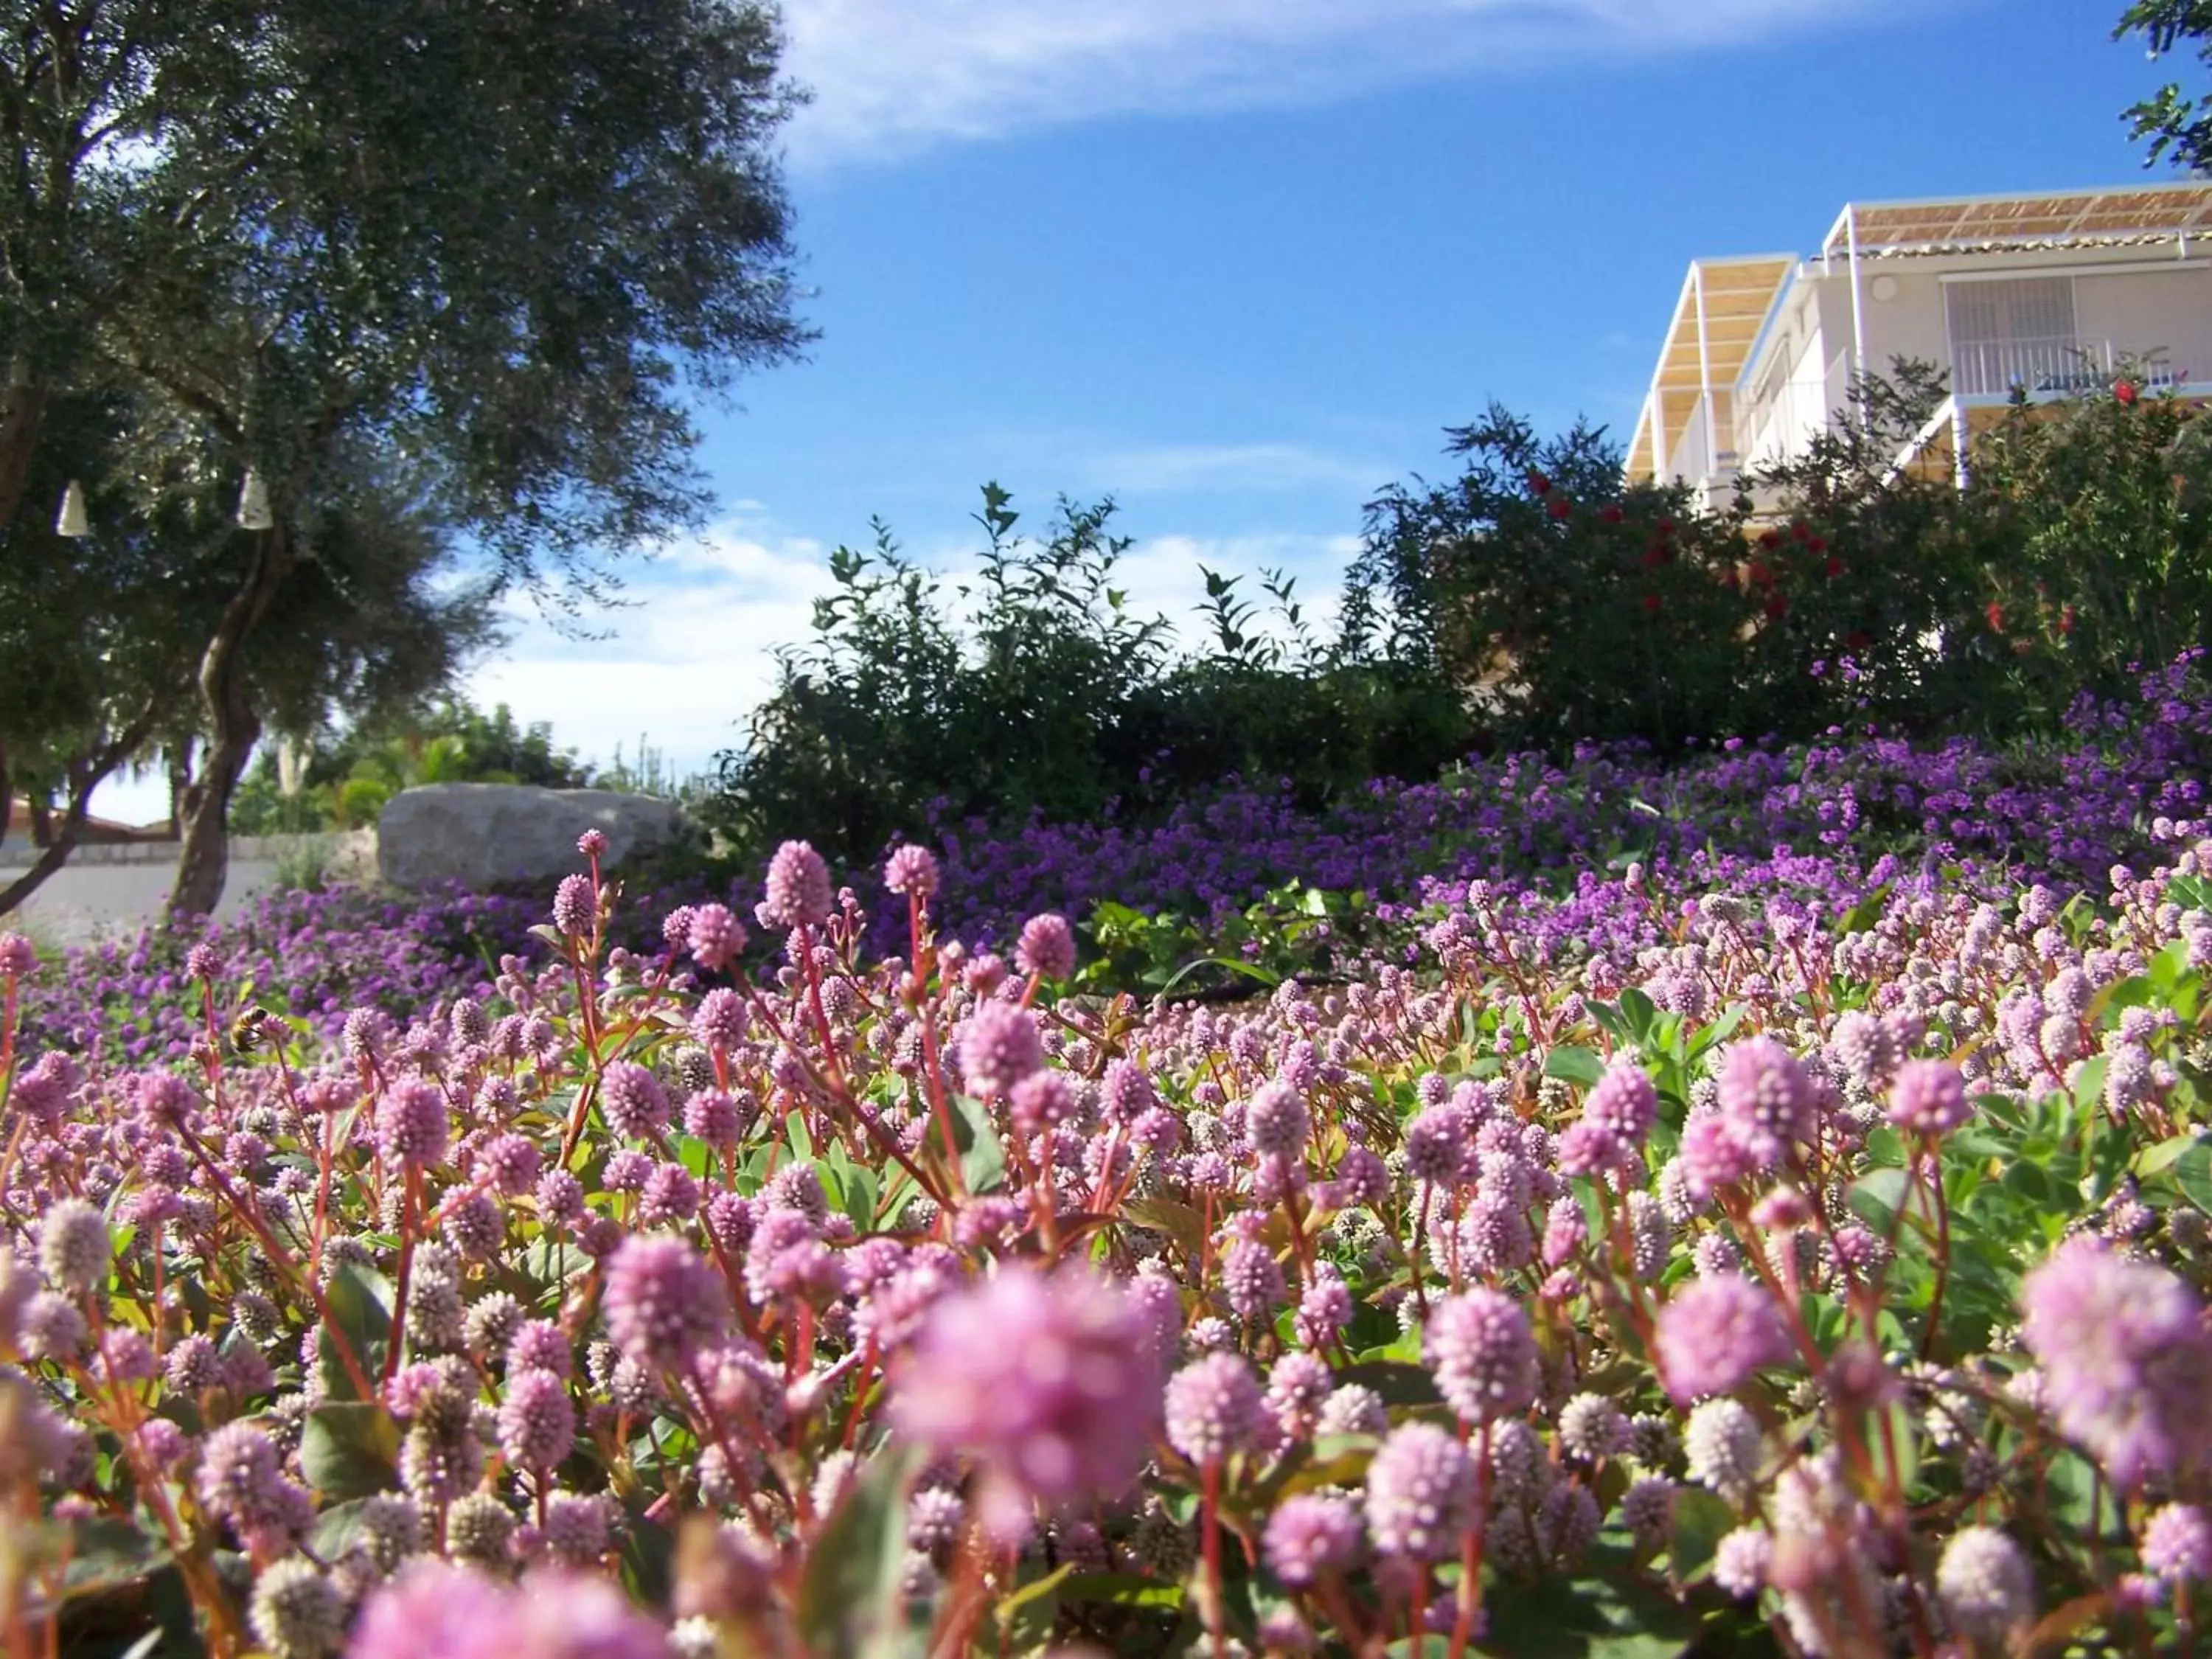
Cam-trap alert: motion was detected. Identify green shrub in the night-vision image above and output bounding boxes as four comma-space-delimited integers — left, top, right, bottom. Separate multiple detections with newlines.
706, 485, 1474, 866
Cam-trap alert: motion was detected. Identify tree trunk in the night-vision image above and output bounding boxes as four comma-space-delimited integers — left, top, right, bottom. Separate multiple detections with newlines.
169, 528, 290, 919
0, 703, 163, 919
0, 369, 51, 537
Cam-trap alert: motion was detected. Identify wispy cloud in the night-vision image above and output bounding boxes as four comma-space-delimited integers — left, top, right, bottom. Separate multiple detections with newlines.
779, 0, 1907, 166
1088, 442, 1390, 497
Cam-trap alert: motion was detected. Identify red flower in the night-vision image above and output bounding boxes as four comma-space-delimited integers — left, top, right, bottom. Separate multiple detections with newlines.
2059, 604, 2076, 635
1985, 601, 2005, 632
1846, 630, 1873, 653
1643, 593, 1661, 614
1807, 536, 1826, 555
1764, 594, 1788, 619
1655, 518, 1675, 535
1747, 559, 1773, 588
1790, 520, 1811, 542
1599, 504, 1624, 524
2115, 380, 2139, 406
1527, 470, 1552, 495
1546, 497, 1573, 520
1722, 567, 1742, 591
1824, 555, 1844, 578
1758, 529, 1783, 550
1640, 546, 1667, 569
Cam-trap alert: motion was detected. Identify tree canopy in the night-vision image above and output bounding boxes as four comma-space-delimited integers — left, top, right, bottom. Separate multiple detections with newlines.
0, 0, 808, 915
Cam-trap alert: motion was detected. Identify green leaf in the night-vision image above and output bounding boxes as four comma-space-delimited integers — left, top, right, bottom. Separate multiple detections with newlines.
300, 1402, 400, 1500
1479, 1562, 1701, 1658
1543, 1046, 1606, 1088
795, 1448, 919, 1659
947, 1093, 1006, 1195
316, 1265, 394, 1402
2172, 1142, 2212, 1217
1837, 884, 1894, 936
998, 1562, 1074, 1652
1617, 987, 1658, 1043
1667, 1488, 1736, 1581
1335, 1361, 1441, 1408
60, 1516, 173, 1598
1122, 1196, 1206, 1262
1057, 1572, 1185, 1610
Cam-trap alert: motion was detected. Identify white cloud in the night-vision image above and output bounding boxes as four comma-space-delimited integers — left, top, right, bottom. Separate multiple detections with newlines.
779, 0, 1905, 166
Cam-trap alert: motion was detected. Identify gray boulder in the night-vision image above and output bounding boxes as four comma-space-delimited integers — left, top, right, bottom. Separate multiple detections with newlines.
376, 785, 698, 892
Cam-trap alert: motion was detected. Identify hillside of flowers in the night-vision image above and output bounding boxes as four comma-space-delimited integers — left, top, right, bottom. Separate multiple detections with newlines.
21, 653, 2212, 1070
4, 723, 2212, 1658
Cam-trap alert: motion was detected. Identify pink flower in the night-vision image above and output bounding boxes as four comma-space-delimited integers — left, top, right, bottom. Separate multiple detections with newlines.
891, 1264, 1161, 1540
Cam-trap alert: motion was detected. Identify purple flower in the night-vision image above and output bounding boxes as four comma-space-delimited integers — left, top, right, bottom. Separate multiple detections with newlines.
600, 1061, 671, 1141
1220, 1238, 1286, 1321
956, 1003, 1045, 1099
2142, 1503, 2212, 1582
1164, 1352, 1267, 1465
762, 841, 833, 931
1885, 1060, 1972, 1136
348, 1560, 669, 1659
498, 1368, 576, 1472
692, 987, 748, 1052
687, 904, 747, 973
196, 1422, 312, 1550
2019, 1238, 2212, 1488
577, 829, 610, 859
1936, 1526, 2034, 1646
1365, 1422, 1477, 1562
891, 1264, 1161, 1540
375, 1079, 451, 1169
1655, 1273, 1791, 1405
0, 931, 38, 978
1015, 912, 1076, 981
552, 874, 596, 939
1715, 1037, 1814, 1150
1244, 1081, 1311, 1161
884, 844, 940, 899
1425, 1288, 1539, 1425
602, 1236, 729, 1374
1265, 1493, 1365, 1585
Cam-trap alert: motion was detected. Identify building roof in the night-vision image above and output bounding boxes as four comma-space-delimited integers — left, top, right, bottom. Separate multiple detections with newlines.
1818, 181, 2212, 262
1627, 182, 2212, 483
1625, 256, 1793, 483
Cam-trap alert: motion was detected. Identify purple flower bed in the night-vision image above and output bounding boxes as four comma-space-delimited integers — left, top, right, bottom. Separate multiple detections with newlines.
21, 656, 2211, 1066
1, 820, 2211, 1656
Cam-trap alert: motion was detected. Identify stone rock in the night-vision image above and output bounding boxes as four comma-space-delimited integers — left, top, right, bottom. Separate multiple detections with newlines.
376, 785, 698, 892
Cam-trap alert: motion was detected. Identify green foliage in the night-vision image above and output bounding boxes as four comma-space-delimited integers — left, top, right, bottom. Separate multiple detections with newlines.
706, 486, 1472, 867
2116, 1, 2212, 173
1972, 366, 2212, 710
1350, 364, 2212, 752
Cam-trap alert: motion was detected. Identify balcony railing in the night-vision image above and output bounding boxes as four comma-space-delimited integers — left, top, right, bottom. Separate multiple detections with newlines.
1950, 335, 2212, 400
1737, 349, 1851, 473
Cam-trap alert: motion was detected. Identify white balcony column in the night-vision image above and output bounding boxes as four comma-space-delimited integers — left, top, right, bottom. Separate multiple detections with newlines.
1950, 397, 1970, 490
1693, 263, 1717, 487
1846, 204, 1867, 419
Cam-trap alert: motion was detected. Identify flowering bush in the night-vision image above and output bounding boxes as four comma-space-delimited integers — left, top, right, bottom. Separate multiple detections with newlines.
4, 800, 2212, 1659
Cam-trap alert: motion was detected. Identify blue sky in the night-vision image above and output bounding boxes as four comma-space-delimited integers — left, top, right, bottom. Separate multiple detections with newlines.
91, 0, 2198, 818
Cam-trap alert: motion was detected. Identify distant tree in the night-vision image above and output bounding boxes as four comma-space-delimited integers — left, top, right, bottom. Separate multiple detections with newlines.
2117, 2, 2212, 171
0, 0, 809, 916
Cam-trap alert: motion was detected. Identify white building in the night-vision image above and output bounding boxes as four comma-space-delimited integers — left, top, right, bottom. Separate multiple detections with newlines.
1627, 183, 2212, 506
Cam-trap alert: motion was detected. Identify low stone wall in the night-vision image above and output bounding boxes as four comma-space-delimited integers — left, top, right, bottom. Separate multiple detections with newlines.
1, 832, 379, 948
0, 830, 377, 872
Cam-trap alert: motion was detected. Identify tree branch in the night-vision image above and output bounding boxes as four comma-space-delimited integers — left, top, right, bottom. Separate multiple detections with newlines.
0, 693, 161, 919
